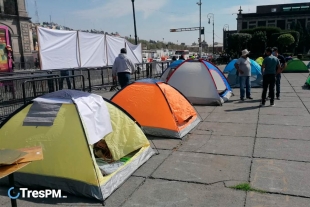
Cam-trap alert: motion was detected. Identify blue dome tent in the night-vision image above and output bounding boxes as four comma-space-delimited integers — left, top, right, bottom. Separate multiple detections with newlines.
159, 60, 184, 80
224, 59, 262, 88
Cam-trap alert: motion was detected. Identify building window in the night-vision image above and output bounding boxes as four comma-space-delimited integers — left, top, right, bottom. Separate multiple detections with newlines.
283, 7, 291, 12
287, 19, 295, 30
248, 21, 256, 29
271, 8, 277, 12
258, 21, 266, 27
3, 0, 17, 15
242, 22, 248, 29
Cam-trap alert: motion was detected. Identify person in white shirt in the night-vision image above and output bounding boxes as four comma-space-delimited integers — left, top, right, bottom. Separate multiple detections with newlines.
234, 49, 253, 101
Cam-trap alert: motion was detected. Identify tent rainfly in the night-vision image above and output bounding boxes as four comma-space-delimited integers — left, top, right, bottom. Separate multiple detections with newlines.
283, 58, 309, 73
160, 59, 233, 106
0, 90, 154, 201
224, 58, 262, 88
111, 79, 201, 138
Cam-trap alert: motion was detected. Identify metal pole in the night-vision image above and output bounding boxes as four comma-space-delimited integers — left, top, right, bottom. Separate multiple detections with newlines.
198, 0, 202, 57
213, 18, 215, 54
131, 0, 138, 45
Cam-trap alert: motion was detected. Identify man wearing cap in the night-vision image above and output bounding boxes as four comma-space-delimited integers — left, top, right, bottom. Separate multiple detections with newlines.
234, 49, 253, 101
260, 47, 281, 106
112, 48, 136, 88
267, 47, 286, 100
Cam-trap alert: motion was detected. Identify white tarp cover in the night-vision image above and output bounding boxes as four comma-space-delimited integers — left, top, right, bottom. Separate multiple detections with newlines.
78, 32, 107, 67
34, 90, 113, 145
38, 27, 79, 70
106, 35, 125, 65
125, 40, 142, 64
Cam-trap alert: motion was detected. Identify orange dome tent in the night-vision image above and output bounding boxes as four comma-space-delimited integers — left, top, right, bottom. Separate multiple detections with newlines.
111, 79, 201, 138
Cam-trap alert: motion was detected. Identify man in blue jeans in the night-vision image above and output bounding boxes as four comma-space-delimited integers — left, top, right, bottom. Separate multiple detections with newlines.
112, 48, 136, 88
234, 49, 252, 101
261, 47, 281, 106
267, 47, 286, 100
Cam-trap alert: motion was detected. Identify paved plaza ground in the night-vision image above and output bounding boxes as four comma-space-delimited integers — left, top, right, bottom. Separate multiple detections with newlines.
1, 71, 310, 206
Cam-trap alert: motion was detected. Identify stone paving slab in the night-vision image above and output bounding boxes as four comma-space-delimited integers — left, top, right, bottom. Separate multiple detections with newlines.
259, 106, 309, 116
213, 105, 259, 114
303, 101, 310, 110
149, 137, 181, 150
254, 138, 310, 162
251, 159, 310, 197
179, 134, 254, 157
296, 92, 310, 98
0, 177, 145, 207
246, 192, 310, 207
194, 106, 216, 113
152, 151, 251, 184
268, 101, 306, 108
133, 150, 171, 177
276, 87, 296, 93
197, 122, 257, 137
122, 180, 246, 207
197, 112, 211, 121
258, 114, 310, 126
300, 97, 310, 102
205, 112, 258, 124
257, 124, 310, 140
223, 100, 262, 107
275, 96, 303, 102
277, 92, 299, 97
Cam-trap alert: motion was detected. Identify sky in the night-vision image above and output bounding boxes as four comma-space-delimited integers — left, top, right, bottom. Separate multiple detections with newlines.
26, 0, 302, 46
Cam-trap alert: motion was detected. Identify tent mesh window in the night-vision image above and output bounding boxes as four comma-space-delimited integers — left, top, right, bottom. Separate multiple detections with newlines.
23, 102, 62, 126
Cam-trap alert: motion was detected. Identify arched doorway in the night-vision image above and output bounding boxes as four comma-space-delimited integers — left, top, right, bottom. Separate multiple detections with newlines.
0, 25, 13, 72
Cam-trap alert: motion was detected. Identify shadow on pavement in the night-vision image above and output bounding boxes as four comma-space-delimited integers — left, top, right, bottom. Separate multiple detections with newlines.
224, 106, 260, 112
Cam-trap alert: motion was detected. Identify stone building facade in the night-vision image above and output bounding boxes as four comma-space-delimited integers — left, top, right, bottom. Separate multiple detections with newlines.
237, 2, 310, 32
0, 0, 34, 69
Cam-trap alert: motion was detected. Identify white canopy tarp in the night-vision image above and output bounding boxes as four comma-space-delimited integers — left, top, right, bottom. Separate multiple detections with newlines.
38, 27, 79, 70
78, 31, 107, 67
106, 35, 125, 65
34, 90, 112, 145
125, 40, 142, 64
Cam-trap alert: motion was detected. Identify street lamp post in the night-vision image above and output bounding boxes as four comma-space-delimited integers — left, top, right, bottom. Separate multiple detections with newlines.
197, 0, 202, 57
131, 0, 138, 45
207, 13, 214, 54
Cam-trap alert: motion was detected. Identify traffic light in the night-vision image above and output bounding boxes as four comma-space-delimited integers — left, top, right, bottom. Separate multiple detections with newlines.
201, 28, 204, 35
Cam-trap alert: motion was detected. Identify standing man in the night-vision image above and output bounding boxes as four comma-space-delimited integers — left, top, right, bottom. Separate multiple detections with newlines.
261, 47, 281, 106
234, 49, 252, 101
267, 47, 287, 100
112, 48, 136, 88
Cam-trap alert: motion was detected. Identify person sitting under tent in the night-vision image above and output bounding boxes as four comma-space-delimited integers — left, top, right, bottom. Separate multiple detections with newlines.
112, 48, 136, 88
234, 49, 253, 101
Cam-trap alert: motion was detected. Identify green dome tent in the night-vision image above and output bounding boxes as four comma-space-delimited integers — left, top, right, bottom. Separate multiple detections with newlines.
283, 58, 309, 73
255, 57, 264, 66
305, 75, 310, 89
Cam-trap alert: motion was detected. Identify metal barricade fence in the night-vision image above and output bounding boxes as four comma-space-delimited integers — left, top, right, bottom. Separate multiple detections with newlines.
21, 75, 85, 105
0, 61, 171, 123
0, 73, 60, 123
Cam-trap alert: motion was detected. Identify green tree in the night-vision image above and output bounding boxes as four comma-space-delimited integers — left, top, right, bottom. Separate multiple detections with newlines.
227, 33, 252, 54
277, 34, 295, 52
250, 31, 267, 55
